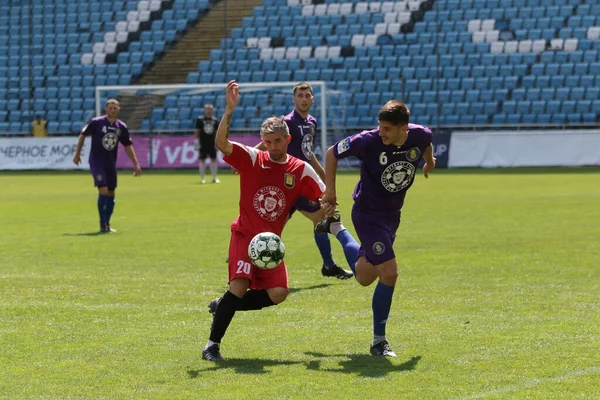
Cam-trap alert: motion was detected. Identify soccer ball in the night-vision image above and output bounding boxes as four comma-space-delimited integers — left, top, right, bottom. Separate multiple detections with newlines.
248, 232, 286, 269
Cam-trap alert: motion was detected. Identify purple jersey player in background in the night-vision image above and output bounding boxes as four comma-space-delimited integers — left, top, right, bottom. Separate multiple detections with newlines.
73, 99, 141, 233
318, 100, 436, 357
257, 82, 353, 280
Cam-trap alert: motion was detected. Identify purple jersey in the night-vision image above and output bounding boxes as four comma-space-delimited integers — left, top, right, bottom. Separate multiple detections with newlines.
333, 123, 433, 213
81, 116, 132, 167
284, 110, 317, 163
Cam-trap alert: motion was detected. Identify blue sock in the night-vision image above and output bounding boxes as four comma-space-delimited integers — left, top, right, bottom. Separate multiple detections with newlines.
314, 231, 335, 267
106, 196, 115, 223
335, 229, 360, 273
97, 195, 109, 223
372, 282, 395, 336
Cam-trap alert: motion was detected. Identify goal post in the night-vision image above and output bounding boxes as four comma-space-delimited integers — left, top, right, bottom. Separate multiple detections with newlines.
95, 81, 336, 158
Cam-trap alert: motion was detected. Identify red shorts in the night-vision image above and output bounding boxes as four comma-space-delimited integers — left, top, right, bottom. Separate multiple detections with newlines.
228, 230, 288, 290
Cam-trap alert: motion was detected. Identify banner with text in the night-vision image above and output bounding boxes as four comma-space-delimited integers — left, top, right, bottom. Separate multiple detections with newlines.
0, 137, 90, 170
116, 134, 260, 168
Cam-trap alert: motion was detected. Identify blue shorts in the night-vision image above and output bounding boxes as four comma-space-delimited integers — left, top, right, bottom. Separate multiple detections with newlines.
351, 205, 401, 266
90, 164, 117, 190
288, 196, 321, 218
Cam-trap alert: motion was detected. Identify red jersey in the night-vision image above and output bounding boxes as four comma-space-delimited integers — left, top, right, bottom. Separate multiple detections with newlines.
224, 142, 325, 237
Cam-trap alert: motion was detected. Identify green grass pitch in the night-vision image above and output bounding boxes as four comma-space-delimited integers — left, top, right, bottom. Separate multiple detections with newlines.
1, 168, 599, 399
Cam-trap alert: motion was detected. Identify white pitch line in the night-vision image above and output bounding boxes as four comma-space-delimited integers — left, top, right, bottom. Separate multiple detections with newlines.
454, 366, 600, 400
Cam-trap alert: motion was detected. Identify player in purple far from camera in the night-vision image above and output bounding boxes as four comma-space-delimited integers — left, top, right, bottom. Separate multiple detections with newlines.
317, 100, 436, 357
253, 82, 354, 280
73, 99, 141, 233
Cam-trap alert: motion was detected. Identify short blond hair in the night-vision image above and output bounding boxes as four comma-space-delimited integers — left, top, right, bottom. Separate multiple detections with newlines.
260, 116, 289, 137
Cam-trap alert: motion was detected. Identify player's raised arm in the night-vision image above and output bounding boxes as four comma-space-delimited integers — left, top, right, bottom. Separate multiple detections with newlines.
215, 80, 239, 157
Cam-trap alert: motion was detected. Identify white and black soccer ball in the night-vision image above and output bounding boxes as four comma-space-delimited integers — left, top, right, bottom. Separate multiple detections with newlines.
248, 232, 286, 269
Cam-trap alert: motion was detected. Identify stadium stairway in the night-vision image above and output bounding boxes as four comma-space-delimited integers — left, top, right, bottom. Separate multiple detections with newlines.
119, 0, 263, 130
137, 0, 263, 85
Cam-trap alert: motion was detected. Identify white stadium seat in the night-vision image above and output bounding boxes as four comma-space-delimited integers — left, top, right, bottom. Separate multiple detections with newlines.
387, 23, 401, 34
563, 38, 578, 52
301, 5, 314, 16
81, 53, 93, 65
314, 46, 328, 58
588, 27, 600, 40
351, 34, 365, 47
490, 42, 504, 53
393, 1, 408, 12
327, 3, 340, 15
298, 46, 312, 59
364, 34, 378, 46
259, 48, 273, 60
116, 31, 128, 44
127, 20, 140, 32
138, 10, 151, 22
381, 2, 395, 13
485, 30, 499, 42
92, 42, 105, 53
550, 38, 563, 50
472, 31, 486, 43
532, 39, 546, 53
272, 47, 285, 59
127, 11, 139, 21
481, 19, 495, 32
246, 37, 258, 48
369, 2, 381, 12
355, 2, 369, 14
397, 12, 411, 24
149, 0, 162, 12
104, 32, 116, 43
115, 21, 128, 32
374, 23, 388, 36
258, 37, 271, 49
104, 42, 117, 54
384, 12, 397, 23
468, 19, 481, 33
504, 41, 518, 53
327, 46, 341, 58
314, 4, 327, 15
340, 3, 353, 15
138, 1, 150, 11
518, 40, 532, 53
92, 53, 106, 64
407, 1, 421, 11
285, 47, 299, 59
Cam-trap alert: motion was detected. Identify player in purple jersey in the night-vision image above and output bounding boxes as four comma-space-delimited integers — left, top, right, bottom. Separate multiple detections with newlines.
73, 99, 141, 233
318, 100, 436, 357
261, 82, 353, 279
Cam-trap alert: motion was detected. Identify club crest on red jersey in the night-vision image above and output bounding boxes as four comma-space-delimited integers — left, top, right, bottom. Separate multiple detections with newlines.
284, 173, 295, 189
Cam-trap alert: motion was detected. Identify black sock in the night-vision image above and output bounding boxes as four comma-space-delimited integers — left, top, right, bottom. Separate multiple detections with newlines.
209, 291, 242, 343
237, 289, 276, 311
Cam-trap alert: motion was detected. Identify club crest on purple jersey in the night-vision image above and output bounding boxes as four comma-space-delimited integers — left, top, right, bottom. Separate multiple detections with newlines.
381, 161, 416, 193
406, 147, 421, 162
373, 242, 386, 255
102, 133, 119, 151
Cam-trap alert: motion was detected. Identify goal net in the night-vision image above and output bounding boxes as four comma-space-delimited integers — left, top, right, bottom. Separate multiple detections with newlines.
95, 81, 350, 162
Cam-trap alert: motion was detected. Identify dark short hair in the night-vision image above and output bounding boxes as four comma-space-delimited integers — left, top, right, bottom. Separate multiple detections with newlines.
293, 82, 313, 96
378, 100, 410, 125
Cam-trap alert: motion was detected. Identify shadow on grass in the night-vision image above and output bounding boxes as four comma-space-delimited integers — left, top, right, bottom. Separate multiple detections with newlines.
62, 232, 106, 237
187, 354, 421, 378
187, 358, 304, 377
304, 352, 422, 378
288, 283, 332, 294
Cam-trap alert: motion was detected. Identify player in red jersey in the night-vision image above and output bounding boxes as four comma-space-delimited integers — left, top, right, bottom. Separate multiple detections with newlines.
202, 80, 325, 361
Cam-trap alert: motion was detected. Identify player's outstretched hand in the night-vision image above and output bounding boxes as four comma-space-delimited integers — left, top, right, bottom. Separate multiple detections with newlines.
133, 164, 142, 177
73, 154, 81, 166
423, 157, 436, 179
225, 80, 240, 110
231, 167, 239, 175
